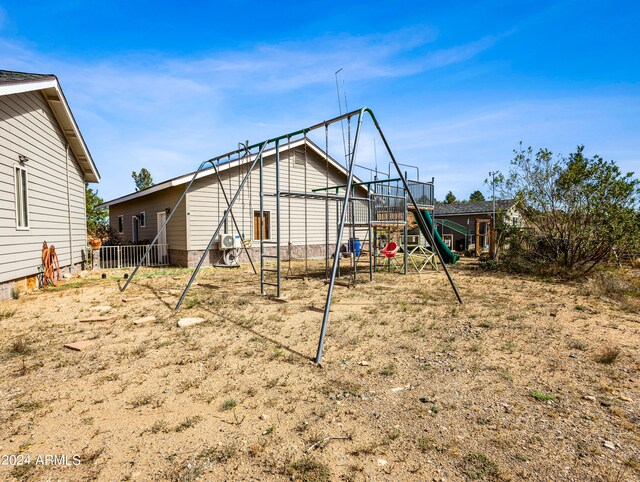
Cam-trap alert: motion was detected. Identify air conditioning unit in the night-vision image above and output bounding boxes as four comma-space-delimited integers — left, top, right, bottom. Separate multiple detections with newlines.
219, 234, 242, 250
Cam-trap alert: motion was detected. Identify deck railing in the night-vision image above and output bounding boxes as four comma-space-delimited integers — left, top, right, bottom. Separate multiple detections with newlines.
99, 244, 170, 269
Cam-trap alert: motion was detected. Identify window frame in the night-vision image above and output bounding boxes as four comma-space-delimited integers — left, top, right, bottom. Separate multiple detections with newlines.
253, 210, 271, 241
14, 163, 30, 230
118, 215, 124, 234
139, 211, 146, 227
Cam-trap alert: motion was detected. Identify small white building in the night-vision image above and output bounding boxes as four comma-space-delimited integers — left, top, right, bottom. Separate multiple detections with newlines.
0, 70, 100, 298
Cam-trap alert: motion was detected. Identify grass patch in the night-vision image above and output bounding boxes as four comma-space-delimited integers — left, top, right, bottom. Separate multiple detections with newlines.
0, 308, 16, 320
11, 464, 33, 479
461, 452, 499, 480
221, 398, 237, 411
585, 271, 640, 301
175, 415, 203, 432
183, 297, 200, 309
9, 338, 31, 356
200, 443, 238, 462
131, 393, 156, 408
496, 367, 513, 382
380, 364, 396, 377
285, 457, 331, 482
387, 429, 401, 441
569, 339, 587, 351
501, 340, 516, 352
150, 420, 169, 434
530, 390, 556, 402
15, 400, 43, 412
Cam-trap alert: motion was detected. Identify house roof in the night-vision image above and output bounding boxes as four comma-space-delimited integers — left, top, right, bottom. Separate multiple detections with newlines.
0, 70, 100, 182
0, 71, 56, 84
434, 199, 516, 216
98, 138, 360, 208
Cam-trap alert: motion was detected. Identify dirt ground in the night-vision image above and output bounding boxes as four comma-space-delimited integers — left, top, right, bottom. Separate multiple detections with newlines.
0, 259, 639, 481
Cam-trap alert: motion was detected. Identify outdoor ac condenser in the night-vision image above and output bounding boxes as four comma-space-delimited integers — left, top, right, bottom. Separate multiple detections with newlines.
219, 234, 242, 250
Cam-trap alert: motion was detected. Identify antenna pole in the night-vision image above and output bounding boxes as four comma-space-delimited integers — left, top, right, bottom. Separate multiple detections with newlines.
335, 68, 348, 162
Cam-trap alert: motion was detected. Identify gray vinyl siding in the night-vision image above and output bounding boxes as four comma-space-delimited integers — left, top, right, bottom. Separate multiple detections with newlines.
187, 149, 363, 250
108, 186, 187, 250
0, 90, 88, 283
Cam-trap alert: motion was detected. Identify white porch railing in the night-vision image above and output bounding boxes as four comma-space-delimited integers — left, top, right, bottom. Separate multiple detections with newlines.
99, 244, 170, 269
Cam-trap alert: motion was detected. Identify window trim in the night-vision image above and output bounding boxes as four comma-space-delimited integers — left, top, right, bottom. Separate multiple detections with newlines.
253, 210, 271, 241
139, 211, 146, 227
14, 163, 30, 230
118, 215, 124, 234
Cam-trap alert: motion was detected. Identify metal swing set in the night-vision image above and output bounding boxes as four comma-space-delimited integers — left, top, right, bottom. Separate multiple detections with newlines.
121, 107, 462, 363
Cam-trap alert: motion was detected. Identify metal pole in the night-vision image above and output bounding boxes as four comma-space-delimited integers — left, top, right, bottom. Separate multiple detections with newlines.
335, 187, 340, 278
275, 140, 281, 298
211, 160, 257, 274
175, 142, 269, 310
193, 108, 361, 168
388, 161, 419, 182
403, 195, 408, 274
121, 159, 213, 291
325, 194, 329, 280
315, 109, 364, 364
335, 68, 348, 164
350, 185, 356, 283
366, 108, 462, 304
259, 152, 264, 296
373, 226, 377, 272
368, 195, 373, 282
489, 171, 497, 259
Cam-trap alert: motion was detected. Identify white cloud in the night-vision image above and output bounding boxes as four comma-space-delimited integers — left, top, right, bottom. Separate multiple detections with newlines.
0, 28, 503, 199
3, 27, 636, 203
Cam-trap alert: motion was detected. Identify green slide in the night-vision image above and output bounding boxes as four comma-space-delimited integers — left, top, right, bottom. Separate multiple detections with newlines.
419, 210, 460, 265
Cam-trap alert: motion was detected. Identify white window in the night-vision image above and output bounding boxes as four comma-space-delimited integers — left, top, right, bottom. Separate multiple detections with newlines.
139, 212, 146, 227
14, 164, 29, 229
118, 215, 124, 234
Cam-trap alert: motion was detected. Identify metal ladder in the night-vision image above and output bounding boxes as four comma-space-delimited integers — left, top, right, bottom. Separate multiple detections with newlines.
259, 142, 282, 298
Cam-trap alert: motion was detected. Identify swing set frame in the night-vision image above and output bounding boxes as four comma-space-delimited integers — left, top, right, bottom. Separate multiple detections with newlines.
121, 106, 462, 364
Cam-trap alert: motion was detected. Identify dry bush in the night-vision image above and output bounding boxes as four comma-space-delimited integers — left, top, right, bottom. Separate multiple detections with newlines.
584, 271, 640, 300
595, 346, 621, 365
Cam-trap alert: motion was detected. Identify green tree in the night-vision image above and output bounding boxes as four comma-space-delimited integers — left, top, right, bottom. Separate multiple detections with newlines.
496, 144, 640, 275
469, 190, 485, 202
132, 168, 154, 191
85, 183, 108, 239
444, 191, 458, 204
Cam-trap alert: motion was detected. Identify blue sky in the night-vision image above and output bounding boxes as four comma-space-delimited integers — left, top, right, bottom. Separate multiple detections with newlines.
1, 0, 638, 201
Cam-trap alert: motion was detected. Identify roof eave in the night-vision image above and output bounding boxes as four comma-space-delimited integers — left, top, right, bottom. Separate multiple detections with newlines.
0, 77, 100, 183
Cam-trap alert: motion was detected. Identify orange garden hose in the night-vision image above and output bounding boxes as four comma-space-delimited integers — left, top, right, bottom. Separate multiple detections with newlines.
42, 241, 61, 286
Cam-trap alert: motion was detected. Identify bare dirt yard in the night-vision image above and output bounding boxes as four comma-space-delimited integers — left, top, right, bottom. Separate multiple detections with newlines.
1, 260, 639, 481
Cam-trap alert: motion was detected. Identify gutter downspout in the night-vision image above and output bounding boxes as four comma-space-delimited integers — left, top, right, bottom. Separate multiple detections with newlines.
65, 144, 74, 272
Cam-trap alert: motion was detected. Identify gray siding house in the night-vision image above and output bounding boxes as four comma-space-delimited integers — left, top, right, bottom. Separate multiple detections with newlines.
0, 70, 100, 298
100, 139, 366, 267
